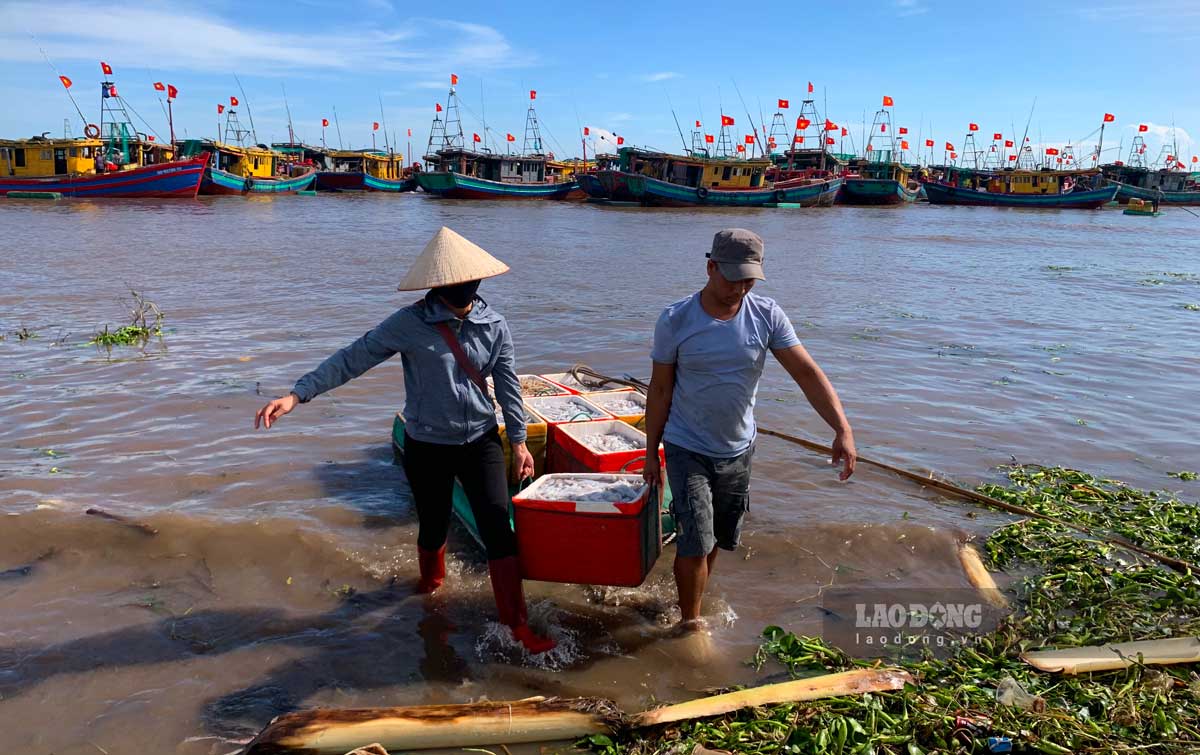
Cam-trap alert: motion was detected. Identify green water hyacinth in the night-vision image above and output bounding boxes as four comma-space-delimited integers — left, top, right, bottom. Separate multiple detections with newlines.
584, 466, 1200, 754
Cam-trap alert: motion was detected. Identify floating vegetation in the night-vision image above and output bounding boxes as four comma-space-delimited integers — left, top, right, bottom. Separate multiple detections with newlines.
1044, 265, 1075, 272
1139, 278, 1166, 286
1183, 304, 1200, 312
88, 289, 164, 347
1169, 471, 1198, 481
583, 466, 1200, 754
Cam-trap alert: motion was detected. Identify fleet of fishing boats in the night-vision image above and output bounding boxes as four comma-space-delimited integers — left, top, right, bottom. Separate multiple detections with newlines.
3, 69, 1198, 209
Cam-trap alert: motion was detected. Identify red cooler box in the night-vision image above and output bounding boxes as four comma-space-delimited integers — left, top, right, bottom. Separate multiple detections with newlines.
546, 419, 664, 475
513, 473, 661, 586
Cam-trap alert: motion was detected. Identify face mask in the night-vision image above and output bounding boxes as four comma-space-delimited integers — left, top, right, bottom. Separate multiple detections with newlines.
433, 279, 480, 309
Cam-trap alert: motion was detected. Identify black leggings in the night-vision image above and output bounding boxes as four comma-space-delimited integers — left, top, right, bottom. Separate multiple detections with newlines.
403, 428, 516, 560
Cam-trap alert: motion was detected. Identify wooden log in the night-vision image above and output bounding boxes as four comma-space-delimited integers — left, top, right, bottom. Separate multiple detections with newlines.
1021, 636, 1200, 674
242, 697, 615, 755
85, 507, 158, 536
957, 543, 1009, 609
631, 668, 914, 728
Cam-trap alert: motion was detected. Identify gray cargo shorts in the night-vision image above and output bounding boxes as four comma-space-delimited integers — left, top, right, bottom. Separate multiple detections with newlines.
664, 441, 754, 558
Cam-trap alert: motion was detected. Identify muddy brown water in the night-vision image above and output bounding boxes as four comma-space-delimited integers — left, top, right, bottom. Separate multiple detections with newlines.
2, 194, 1199, 753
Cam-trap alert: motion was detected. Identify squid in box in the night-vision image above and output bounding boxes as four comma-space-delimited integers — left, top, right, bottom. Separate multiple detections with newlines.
513, 473, 661, 587
585, 389, 646, 429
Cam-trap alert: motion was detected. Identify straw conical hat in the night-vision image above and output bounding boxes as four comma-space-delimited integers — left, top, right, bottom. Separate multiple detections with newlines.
397, 227, 510, 291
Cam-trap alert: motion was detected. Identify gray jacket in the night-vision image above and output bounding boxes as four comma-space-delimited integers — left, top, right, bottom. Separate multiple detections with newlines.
292, 294, 526, 444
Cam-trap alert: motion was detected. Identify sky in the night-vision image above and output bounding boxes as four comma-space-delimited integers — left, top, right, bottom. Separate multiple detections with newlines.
2, 0, 1198, 166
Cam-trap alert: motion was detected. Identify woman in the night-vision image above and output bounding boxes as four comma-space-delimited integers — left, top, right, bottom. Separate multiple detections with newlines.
254, 226, 554, 654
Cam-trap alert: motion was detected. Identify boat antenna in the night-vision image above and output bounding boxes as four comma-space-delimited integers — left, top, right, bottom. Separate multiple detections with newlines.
665, 90, 689, 154
757, 98, 768, 157
234, 74, 258, 144
282, 83, 295, 146
1016, 97, 1036, 168
378, 92, 391, 153
33, 35, 88, 131
333, 106, 344, 149
731, 78, 760, 158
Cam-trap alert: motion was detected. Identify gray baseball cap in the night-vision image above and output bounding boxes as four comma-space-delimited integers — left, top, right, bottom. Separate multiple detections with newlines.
707, 228, 765, 281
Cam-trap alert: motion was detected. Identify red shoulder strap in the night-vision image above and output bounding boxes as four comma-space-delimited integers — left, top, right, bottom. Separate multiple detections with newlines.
434, 322, 491, 399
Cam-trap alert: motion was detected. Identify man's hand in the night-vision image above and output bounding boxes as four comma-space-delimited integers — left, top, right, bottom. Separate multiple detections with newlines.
642, 452, 663, 487
832, 430, 857, 481
255, 392, 299, 429
512, 442, 535, 483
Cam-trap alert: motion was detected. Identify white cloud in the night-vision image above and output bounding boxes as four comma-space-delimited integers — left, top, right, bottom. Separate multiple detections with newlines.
0, 3, 528, 75
893, 0, 930, 17
1124, 122, 1193, 147
607, 112, 634, 123
640, 72, 681, 82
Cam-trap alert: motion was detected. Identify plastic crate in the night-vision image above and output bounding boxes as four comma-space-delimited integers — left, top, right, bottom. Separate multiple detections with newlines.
585, 390, 647, 428
546, 419, 662, 475
494, 403, 549, 478
539, 371, 631, 395
488, 374, 569, 398
513, 473, 660, 586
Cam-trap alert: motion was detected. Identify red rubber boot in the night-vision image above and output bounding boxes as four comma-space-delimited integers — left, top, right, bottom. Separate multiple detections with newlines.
488, 556, 556, 655
415, 545, 446, 594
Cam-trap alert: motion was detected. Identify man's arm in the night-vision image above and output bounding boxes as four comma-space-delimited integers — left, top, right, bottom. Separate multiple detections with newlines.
642, 361, 675, 485
772, 345, 857, 480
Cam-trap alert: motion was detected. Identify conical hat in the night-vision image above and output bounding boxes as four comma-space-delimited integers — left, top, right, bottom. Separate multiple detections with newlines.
397, 227, 510, 291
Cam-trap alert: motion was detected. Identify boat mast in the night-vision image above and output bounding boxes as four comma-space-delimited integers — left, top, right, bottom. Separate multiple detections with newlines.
522, 89, 544, 156
333, 106, 343, 149
234, 75, 257, 144
282, 84, 295, 146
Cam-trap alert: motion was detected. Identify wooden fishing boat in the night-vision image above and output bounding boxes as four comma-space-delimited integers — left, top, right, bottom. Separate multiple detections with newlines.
1, 133, 205, 198
1123, 199, 1161, 216
315, 148, 410, 192
178, 139, 317, 195
635, 174, 842, 207
839, 161, 920, 205
1108, 177, 1200, 205
923, 178, 1117, 209
577, 172, 607, 199
203, 163, 317, 194
1102, 156, 1200, 205
0, 149, 208, 198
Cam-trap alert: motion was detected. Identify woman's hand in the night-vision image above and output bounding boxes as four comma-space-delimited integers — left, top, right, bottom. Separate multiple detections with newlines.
831, 430, 857, 481
255, 392, 299, 430
511, 442, 535, 482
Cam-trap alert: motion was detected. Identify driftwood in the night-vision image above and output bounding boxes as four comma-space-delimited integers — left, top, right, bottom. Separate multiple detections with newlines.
244, 670, 913, 753
85, 507, 158, 536
957, 543, 1009, 609
1022, 636, 1200, 674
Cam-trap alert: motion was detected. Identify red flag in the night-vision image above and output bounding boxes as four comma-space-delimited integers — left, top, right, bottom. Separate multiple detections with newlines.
695, 120, 701, 128
1103, 113, 1115, 123
950, 152, 957, 159
473, 133, 481, 142
506, 133, 515, 142
167, 84, 178, 100
1045, 148, 1059, 155
148, 135, 155, 142
616, 136, 624, 145
992, 132, 1002, 140
1004, 140, 1014, 148
744, 134, 755, 144
705, 134, 714, 144
990, 145, 996, 152
867, 144, 873, 152
1008, 155, 1017, 161
794, 136, 804, 143
796, 117, 811, 130
450, 73, 458, 85
583, 126, 590, 136
373, 122, 379, 131
736, 144, 745, 153
841, 127, 848, 137
778, 98, 789, 109
529, 89, 536, 100
1177, 160, 1186, 169
322, 118, 329, 127
968, 123, 979, 131
100, 61, 112, 75
1166, 154, 1175, 161
721, 115, 735, 126
1193, 156, 1199, 163
108, 85, 118, 97
153, 82, 166, 92
899, 127, 908, 135
217, 103, 225, 114
230, 96, 239, 106
925, 139, 934, 147
807, 81, 814, 93
407, 128, 412, 137
58, 75, 72, 89
436, 103, 442, 112
825, 120, 837, 131
901, 140, 909, 150
880, 123, 887, 132
1056, 157, 1063, 163
826, 137, 835, 145
882, 95, 894, 107
1138, 124, 1148, 132
945, 142, 955, 150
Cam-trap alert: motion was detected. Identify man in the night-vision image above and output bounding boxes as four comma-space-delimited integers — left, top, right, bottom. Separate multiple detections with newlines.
643, 228, 857, 630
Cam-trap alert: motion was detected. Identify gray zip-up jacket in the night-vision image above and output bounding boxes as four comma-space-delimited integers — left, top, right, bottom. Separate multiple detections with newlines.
292, 294, 527, 445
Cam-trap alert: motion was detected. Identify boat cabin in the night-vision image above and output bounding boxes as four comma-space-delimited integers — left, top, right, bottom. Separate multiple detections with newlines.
323, 149, 406, 179
425, 148, 555, 183
1101, 164, 1192, 193
272, 143, 332, 170
178, 139, 276, 178
847, 150, 911, 183
617, 147, 769, 189
771, 147, 847, 180
941, 166, 1103, 194
546, 158, 593, 181
1, 135, 175, 177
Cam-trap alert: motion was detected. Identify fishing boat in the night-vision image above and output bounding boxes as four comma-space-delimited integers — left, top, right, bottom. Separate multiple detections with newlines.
417, 79, 581, 200
923, 168, 1117, 208
316, 148, 413, 192
0, 136, 207, 198
1102, 166, 1200, 205
599, 146, 840, 208
177, 139, 317, 195
838, 109, 920, 205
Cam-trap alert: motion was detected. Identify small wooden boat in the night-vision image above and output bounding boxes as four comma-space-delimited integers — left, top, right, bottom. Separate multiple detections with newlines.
178, 139, 317, 195
1123, 198, 1161, 216
417, 165, 580, 200
0, 152, 208, 198
204, 163, 317, 194
635, 174, 842, 207
315, 149, 412, 192
923, 168, 1118, 209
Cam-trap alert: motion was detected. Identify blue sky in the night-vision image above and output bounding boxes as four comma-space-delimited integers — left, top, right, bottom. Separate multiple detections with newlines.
2, 0, 1198, 165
